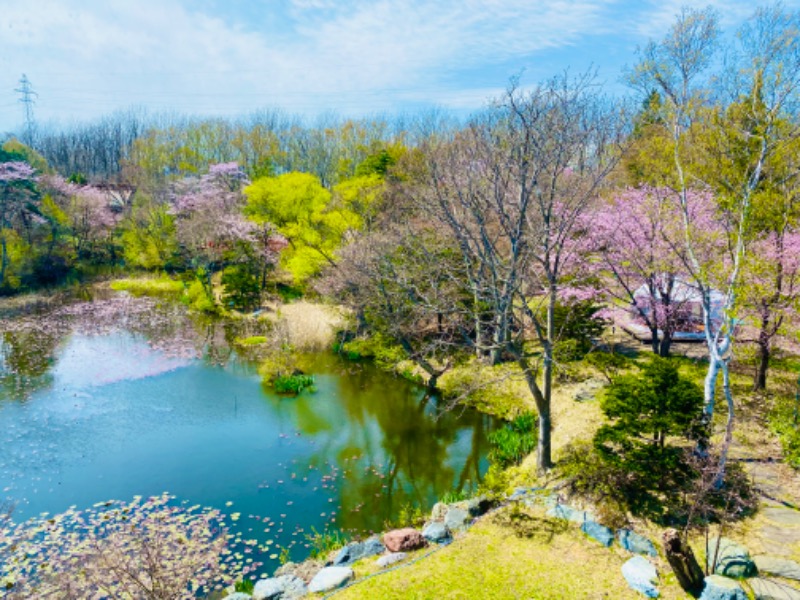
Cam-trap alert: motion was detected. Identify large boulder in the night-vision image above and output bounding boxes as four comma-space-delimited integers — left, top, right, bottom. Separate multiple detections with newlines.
307, 566, 354, 593
581, 519, 614, 547
376, 552, 408, 568
699, 575, 748, 600
618, 529, 658, 557
274, 559, 324, 584
252, 575, 307, 600
706, 537, 758, 579
422, 521, 451, 544
621, 556, 659, 598
383, 528, 427, 552
331, 536, 385, 566
444, 507, 470, 531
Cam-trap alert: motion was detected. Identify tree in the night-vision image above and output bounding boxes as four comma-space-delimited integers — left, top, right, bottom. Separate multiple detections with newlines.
245, 171, 383, 283
172, 162, 283, 303
592, 186, 716, 356
409, 74, 623, 471
629, 4, 800, 479
0, 161, 39, 291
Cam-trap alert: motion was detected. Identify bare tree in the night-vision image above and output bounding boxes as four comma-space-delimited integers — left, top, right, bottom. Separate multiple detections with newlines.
413, 74, 624, 470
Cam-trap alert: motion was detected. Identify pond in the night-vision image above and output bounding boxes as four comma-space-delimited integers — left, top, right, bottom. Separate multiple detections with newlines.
0, 295, 497, 574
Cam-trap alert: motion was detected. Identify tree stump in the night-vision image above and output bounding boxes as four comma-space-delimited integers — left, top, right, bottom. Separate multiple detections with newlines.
662, 528, 705, 597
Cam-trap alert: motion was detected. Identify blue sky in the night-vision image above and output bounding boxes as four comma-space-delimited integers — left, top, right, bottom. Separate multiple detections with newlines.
1, 0, 797, 133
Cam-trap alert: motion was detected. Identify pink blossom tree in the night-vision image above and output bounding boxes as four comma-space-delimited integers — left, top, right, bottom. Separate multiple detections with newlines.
171, 163, 284, 303
592, 186, 720, 356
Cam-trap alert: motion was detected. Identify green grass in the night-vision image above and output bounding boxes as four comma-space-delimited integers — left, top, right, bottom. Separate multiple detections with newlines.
110, 276, 184, 299
336, 506, 686, 600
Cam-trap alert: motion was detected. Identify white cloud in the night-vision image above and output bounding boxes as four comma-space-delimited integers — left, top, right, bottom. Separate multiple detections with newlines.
0, 0, 795, 130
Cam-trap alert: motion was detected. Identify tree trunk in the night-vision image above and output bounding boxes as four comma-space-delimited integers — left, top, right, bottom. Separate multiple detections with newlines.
662, 529, 705, 597
754, 322, 770, 392
650, 327, 660, 355
658, 331, 672, 357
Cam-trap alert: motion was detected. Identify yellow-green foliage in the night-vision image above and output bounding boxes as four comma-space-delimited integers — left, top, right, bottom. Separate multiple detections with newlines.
182, 279, 217, 313
110, 276, 184, 299
245, 172, 382, 283
339, 334, 405, 368
234, 336, 268, 346
438, 359, 534, 420
0, 229, 27, 290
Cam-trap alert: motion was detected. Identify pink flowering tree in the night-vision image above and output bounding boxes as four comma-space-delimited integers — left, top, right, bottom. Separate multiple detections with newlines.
742, 227, 800, 390
0, 161, 38, 289
40, 175, 121, 261
592, 186, 718, 356
172, 162, 284, 304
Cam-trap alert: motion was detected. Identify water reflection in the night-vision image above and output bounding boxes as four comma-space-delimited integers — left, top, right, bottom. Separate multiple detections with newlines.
0, 298, 497, 570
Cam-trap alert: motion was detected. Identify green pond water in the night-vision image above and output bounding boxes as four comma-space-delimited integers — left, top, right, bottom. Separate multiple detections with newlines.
0, 300, 497, 573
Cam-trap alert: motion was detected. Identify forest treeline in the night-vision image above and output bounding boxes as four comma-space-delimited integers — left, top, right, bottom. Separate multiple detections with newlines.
2, 5, 800, 477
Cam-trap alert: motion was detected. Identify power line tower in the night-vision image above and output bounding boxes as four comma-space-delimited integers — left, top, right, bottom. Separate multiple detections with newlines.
14, 74, 38, 147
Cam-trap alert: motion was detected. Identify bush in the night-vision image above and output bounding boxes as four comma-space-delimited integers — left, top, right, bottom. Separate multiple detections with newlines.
488, 413, 537, 468
548, 299, 607, 358
770, 400, 800, 468
585, 351, 631, 383
560, 357, 706, 521
272, 373, 316, 395
222, 264, 261, 311
182, 279, 218, 313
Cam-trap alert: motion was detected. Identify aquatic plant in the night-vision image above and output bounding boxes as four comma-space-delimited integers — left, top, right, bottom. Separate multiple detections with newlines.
0, 493, 261, 599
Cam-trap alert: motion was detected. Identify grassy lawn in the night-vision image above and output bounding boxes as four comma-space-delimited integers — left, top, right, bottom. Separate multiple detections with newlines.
333, 506, 688, 600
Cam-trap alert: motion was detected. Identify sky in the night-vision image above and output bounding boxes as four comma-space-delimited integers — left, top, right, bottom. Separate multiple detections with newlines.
1, 0, 798, 134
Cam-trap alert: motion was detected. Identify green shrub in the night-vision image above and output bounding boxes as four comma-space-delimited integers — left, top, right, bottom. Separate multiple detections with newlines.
182, 279, 218, 313
221, 264, 261, 311
440, 489, 469, 504
547, 299, 607, 358
234, 579, 255, 593
384, 503, 426, 530
339, 334, 406, 369
560, 357, 707, 521
272, 373, 316, 395
488, 413, 537, 468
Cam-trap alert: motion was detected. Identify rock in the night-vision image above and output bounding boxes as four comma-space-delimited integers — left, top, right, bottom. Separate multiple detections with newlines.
383, 528, 426, 552
546, 503, 591, 523
444, 507, 470, 530
274, 559, 323, 584
422, 521, 451, 544
618, 529, 658, 557
699, 575, 748, 600
755, 556, 800, 580
706, 537, 758, 579
307, 566, 354, 593
332, 536, 385, 566
748, 576, 800, 600
252, 575, 307, 600
223, 594, 252, 600
621, 556, 659, 598
464, 496, 493, 517
581, 520, 614, 547
430, 502, 448, 522
376, 552, 407, 568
